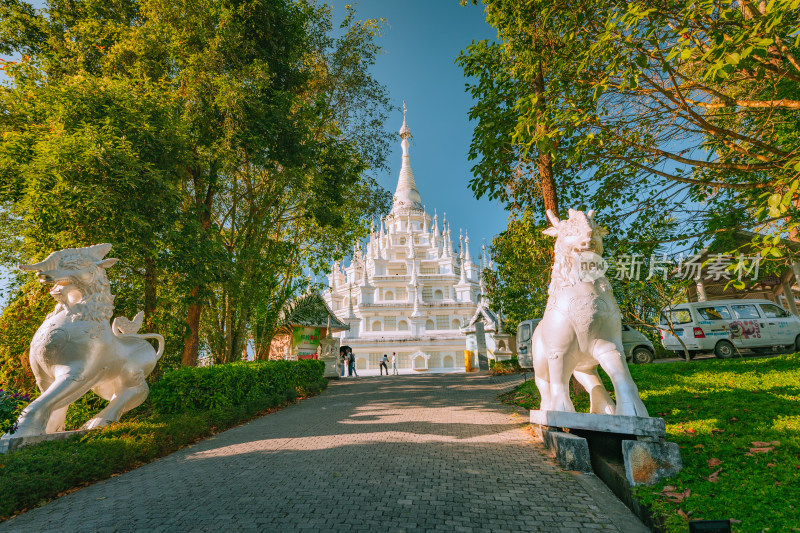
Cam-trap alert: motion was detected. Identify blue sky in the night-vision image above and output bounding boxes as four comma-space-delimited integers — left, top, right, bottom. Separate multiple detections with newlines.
0, 1, 507, 305
329, 1, 507, 256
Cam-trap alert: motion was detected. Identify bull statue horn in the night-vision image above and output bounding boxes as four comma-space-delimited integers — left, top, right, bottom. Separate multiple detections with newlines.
19, 257, 53, 272
545, 209, 561, 227
88, 243, 113, 259
587, 209, 596, 218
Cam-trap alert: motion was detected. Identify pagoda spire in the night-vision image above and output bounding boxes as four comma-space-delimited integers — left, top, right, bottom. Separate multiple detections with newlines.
391, 101, 423, 213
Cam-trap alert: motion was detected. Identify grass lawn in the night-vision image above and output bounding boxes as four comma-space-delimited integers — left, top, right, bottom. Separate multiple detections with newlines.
503, 354, 800, 532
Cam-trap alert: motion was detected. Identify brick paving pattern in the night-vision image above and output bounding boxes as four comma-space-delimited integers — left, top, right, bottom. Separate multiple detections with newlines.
1, 373, 646, 532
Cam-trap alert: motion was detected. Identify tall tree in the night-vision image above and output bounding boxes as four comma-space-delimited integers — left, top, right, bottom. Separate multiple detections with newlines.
463, 0, 800, 253
0, 0, 392, 368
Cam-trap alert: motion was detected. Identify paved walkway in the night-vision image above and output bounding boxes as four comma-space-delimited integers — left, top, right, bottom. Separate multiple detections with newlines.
1, 373, 648, 533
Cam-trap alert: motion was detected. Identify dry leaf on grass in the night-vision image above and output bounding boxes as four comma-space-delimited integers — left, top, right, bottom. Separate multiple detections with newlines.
678, 509, 689, 520
708, 468, 722, 482
749, 446, 775, 453
708, 457, 722, 467
767, 463, 776, 468
752, 441, 772, 447
662, 488, 691, 502
662, 485, 676, 492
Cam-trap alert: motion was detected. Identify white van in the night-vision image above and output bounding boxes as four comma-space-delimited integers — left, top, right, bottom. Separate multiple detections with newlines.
658, 299, 800, 359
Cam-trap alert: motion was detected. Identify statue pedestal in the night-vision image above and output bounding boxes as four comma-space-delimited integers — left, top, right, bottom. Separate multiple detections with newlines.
317, 337, 341, 378
1, 429, 91, 454
530, 410, 682, 486
320, 355, 340, 378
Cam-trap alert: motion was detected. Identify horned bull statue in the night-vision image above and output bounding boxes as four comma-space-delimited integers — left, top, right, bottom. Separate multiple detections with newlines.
532, 208, 649, 417
1, 244, 164, 440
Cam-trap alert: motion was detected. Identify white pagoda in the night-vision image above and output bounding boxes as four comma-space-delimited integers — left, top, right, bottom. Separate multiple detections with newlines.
324, 104, 486, 372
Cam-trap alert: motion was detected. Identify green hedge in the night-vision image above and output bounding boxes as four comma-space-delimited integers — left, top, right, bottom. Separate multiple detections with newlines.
148, 359, 326, 414
489, 356, 522, 375
0, 359, 328, 519
0, 398, 284, 519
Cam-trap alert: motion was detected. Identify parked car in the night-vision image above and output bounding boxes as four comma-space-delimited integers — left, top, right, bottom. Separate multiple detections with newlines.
515, 319, 541, 368
515, 319, 655, 366
658, 299, 800, 359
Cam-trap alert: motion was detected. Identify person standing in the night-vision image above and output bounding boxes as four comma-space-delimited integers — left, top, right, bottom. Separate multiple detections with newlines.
340, 350, 347, 377
391, 352, 399, 375
379, 354, 389, 375
348, 349, 358, 377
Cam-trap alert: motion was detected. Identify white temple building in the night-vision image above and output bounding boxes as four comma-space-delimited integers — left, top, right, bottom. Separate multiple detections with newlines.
324, 105, 488, 372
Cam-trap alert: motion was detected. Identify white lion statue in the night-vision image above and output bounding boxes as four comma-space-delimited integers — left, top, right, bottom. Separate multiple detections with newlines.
532, 209, 648, 417
1, 243, 164, 439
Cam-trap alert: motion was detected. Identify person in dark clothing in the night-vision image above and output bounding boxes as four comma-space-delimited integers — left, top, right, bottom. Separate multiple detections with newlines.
379, 354, 389, 375
348, 349, 357, 377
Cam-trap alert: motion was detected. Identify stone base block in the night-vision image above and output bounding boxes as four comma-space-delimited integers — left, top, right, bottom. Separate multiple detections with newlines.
536, 427, 592, 473
531, 410, 666, 438
0, 429, 91, 454
622, 439, 683, 486
320, 357, 340, 378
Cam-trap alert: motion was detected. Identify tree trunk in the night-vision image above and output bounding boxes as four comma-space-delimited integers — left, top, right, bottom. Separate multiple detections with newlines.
534, 61, 578, 392
143, 255, 157, 331
258, 337, 273, 361
224, 293, 234, 362
533, 63, 560, 217
182, 286, 202, 366
182, 179, 215, 365
234, 308, 249, 361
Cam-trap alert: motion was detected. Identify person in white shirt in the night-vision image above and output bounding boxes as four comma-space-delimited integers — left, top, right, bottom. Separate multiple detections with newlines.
391, 352, 398, 375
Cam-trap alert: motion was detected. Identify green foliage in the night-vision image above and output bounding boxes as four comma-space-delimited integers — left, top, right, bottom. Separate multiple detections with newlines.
0, 389, 30, 435
503, 354, 800, 532
0, 395, 291, 519
148, 359, 326, 414
0, 0, 392, 367
484, 209, 551, 331
64, 392, 109, 431
461, 0, 800, 264
0, 358, 327, 518
489, 356, 521, 375
0, 281, 52, 395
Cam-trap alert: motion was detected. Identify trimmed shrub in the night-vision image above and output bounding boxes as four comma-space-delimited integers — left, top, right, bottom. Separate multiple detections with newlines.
0, 396, 285, 519
489, 356, 522, 375
0, 359, 328, 519
148, 359, 326, 414
0, 389, 30, 435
